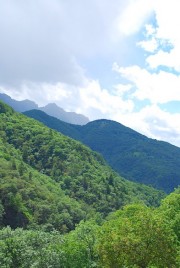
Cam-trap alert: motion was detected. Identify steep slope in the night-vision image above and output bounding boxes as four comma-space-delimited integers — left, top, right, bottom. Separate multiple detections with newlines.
0, 100, 164, 231
24, 110, 180, 193
79, 120, 180, 193
0, 146, 85, 232
24, 109, 81, 140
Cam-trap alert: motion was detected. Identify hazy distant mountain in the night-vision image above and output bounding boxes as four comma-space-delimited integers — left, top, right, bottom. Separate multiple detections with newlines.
0, 93, 38, 112
24, 109, 180, 193
39, 103, 89, 125
0, 93, 89, 125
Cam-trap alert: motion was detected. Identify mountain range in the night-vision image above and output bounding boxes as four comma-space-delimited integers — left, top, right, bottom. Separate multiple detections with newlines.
0, 93, 89, 125
1, 93, 180, 193
24, 109, 180, 193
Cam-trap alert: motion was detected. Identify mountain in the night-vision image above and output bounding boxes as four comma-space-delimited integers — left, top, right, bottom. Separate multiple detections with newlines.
24, 109, 180, 193
0, 93, 89, 125
0, 93, 38, 112
0, 100, 164, 231
24, 109, 82, 140
39, 103, 89, 125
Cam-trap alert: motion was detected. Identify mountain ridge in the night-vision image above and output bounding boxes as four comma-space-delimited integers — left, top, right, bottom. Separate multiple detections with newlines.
40, 102, 89, 125
0, 93, 89, 125
24, 109, 180, 193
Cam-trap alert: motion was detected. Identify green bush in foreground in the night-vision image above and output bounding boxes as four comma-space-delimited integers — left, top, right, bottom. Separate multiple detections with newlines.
0, 193, 179, 268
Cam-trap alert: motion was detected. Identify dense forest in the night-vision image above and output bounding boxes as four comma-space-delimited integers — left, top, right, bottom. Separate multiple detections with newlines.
24, 109, 180, 193
0, 190, 179, 267
0, 100, 179, 267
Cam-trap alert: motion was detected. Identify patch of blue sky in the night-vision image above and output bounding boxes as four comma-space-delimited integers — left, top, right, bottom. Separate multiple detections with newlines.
158, 39, 174, 53
159, 101, 180, 114
147, 65, 180, 75
132, 99, 151, 112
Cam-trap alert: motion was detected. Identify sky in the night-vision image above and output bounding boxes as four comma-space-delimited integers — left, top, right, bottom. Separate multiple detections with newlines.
1, 0, 180, 147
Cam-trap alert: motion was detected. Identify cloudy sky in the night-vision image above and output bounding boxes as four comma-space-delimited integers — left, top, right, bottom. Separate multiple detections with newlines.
1, 0, 180, 147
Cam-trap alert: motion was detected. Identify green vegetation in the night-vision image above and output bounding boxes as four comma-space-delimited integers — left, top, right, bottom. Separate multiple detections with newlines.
24, 110, 180, 193
98, 203, 179, 267
0, 137, 86, 232
0, 191, 179, 267
0, 100, 164, 232
0, 100, 179, 267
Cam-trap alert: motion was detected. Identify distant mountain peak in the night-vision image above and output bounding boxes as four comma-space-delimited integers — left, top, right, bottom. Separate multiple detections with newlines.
0, 93, 89, 125
0, 93, 38, 112
40, 103, 64, 113
43, 103, 61, 108
39, 103, 89, 125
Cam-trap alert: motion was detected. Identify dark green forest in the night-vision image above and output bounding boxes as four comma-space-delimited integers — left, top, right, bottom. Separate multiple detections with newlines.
0, 100, 179, 267
24, 109, 180, 193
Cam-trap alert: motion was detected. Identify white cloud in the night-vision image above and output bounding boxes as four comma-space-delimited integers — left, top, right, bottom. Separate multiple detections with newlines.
147, 49, 180, 72
153, 0, 180, 42
0, 0, 130, 87
137, 38, 158, 53
142, 106, 180, 146
114, 64, 180, 104
0, 78, 134, 120
79, 80, 134, 118
145, 24, 156, 36
112, 0, 180, 147
136, 0, 180, 71
116, 0, 154, 35
113, 83, 133, 97
0, 82, 73, 107
112, 104, 180, 147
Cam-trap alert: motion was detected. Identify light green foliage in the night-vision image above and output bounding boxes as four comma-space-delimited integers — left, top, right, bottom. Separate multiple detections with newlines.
62, 220, 99, 267
97, 204, 179, 268
0, 224, 99, 268
158, 188, 180, 240
0, 200, 179, 268
0, 227, 65, 268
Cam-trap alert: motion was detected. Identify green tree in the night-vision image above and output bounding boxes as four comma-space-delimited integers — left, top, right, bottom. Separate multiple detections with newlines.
97, 204, 178, 268
0, 201, 4, 225
158, 188, 180, 241
62, 220, 99, 267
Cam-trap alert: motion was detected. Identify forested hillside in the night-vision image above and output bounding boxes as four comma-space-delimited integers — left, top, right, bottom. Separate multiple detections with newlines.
0, 101, 179, 267
24, 109, 180, 193
0, 100, 164, 232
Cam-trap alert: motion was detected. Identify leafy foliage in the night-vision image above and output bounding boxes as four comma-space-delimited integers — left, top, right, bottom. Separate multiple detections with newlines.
0, 194, 179, 267
97, 204, 179, 267
0, 139, 86, 232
